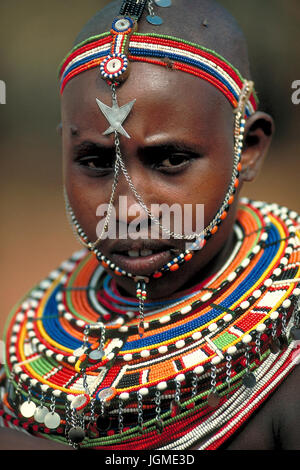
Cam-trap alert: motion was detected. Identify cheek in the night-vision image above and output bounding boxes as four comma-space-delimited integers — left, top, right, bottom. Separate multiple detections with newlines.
170, 154, 234, 228
63, 158, 111, 242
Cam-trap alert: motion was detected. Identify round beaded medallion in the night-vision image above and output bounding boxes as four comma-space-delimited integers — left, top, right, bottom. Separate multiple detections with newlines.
100, 53, 129, 80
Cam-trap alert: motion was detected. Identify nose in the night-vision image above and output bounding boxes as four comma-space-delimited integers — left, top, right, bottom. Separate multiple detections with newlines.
111, 150, 154, 228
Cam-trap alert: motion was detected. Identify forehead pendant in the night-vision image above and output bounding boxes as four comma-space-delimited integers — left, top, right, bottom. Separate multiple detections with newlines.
96, 93, 135, 139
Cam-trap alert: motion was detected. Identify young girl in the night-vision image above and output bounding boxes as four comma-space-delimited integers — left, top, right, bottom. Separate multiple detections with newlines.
1, 0, 299, 450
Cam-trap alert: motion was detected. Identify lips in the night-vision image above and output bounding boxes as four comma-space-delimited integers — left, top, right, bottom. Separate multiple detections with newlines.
106, 240, 182, 276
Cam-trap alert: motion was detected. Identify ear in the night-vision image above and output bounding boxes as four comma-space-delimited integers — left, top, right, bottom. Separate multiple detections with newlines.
240, 112, 274, 182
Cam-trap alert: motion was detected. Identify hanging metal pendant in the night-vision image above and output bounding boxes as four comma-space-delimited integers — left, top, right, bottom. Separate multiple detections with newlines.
89, 349, 105, 362
34, 405, 49, 423
207, 391, 221, 408
96, 96, 135, 139
68, 426, 86, 444
154, 0, 172, 6
146, 15, 163, 25
20, 400, 36, 418
44, 411, 61, 429
96, 414, 111, 432
242, 372, 256, 389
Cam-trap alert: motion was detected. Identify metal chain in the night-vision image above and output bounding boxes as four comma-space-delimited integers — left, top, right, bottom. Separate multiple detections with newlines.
50, 394, 56, 414
90, 397, 96, 424
147, 0, 155, 17
118, 399, 124, 433
245, 345, 251, 374
281, 310, 287, 335
137, 392, 144, 429
191, 372, 198, 398
255, 333, 262, 360
272, 319, 277, 339
155, 390, 162, 421
210, 365, 217, 392
225, 354, 232, 391
174, 380, 181, 404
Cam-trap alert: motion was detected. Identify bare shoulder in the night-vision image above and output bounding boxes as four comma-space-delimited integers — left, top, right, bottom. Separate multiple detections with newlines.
0, 427, 71, 450
225, 364, 300, 450
271, 363, 300, 449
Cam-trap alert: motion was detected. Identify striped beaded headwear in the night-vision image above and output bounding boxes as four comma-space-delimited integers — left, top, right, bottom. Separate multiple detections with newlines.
59, 29, 258, 117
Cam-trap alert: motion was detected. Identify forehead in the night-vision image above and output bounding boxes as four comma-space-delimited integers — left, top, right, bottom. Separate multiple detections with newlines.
61, 61, 234, 141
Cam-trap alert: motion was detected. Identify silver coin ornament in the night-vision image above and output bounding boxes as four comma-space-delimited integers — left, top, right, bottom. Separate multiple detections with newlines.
68, 426, 86, 444
44, 411, 61, 429
89, 349, 105, 361
146, 15, 163, 25
154, 0, 172, 7
242, 372, 256, 389
20, 400, 36, 418
34, 405, 49, 423
97, 387, 115, 402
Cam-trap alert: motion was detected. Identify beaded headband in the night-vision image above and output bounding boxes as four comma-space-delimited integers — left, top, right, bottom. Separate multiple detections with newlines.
59, 31, 258, 116
60, 1, 258, 337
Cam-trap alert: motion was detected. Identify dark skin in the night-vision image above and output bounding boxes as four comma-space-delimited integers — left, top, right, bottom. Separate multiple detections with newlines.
1, 1, 299, 451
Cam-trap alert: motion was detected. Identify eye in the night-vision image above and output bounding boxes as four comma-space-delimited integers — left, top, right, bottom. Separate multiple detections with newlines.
77, 155, 114, 174
154, 153, 195, 172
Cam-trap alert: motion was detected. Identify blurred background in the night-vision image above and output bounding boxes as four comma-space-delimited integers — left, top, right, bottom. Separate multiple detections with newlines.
0, 0, 299, 335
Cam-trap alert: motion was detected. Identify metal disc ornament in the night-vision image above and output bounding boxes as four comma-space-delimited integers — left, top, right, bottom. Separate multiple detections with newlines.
207, 391, 221, 408
89, 349, 104, 362
44, 411, 61, 429
146, 15, 163, 25
68, 426, 86, 444
154, 0, 172, 6
97, 387, 116, 402
20, 400, 36, 418
34, 405, 49, 423
96, 414, 111, 432
242, 372, 256, 389
71, 394, 90, 412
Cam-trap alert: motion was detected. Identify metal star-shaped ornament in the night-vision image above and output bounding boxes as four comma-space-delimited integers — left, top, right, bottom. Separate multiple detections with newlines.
96, 96, 136, 139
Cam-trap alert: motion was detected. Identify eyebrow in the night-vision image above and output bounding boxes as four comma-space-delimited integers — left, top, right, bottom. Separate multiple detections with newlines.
140, 142, 201, 158
72, 140, 202, 160
72, 141, 114, 158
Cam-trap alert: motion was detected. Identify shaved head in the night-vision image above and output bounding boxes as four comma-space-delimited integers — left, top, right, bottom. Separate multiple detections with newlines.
74, 0, 251, 78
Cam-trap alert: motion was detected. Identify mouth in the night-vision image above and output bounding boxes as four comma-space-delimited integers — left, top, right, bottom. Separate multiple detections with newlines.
108, 242, 182, 276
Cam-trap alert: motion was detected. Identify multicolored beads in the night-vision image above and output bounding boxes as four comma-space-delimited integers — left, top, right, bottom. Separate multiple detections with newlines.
1, 201, 300, 450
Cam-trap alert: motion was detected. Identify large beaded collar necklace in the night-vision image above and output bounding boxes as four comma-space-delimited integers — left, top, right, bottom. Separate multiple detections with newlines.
1, 200, 300, 449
